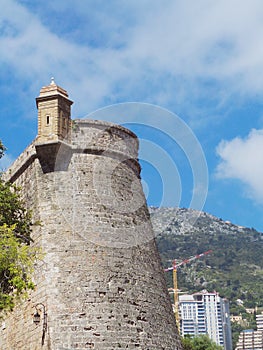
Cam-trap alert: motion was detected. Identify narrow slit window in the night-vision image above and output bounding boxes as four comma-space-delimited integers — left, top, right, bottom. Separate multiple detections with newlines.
46, 115, 50, 125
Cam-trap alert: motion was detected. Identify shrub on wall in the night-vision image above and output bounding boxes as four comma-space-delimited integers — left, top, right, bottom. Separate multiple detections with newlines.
0, 141, 39, 313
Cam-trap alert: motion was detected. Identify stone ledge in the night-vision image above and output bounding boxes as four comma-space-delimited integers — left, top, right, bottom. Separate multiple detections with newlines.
3, 141, 37, 183
74, 119, 138, 141
4, 140, 141, 183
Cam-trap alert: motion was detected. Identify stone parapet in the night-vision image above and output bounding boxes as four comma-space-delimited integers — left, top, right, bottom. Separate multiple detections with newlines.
3, 141, 37, 183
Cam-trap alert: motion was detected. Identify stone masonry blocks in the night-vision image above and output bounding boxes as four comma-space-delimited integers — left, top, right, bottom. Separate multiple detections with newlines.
0, 119, 182, 349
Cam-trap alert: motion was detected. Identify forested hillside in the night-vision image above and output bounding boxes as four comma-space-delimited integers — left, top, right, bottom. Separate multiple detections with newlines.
151, 207, 263, 310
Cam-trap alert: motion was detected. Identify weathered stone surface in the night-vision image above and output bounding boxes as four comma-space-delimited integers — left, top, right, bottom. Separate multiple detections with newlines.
0, 83, 182, 350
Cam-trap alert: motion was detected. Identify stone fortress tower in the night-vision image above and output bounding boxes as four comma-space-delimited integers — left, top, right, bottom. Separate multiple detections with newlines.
0, 80, 182, 349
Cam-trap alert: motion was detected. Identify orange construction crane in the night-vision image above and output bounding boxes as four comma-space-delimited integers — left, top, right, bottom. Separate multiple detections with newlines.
164, 250, 212, 332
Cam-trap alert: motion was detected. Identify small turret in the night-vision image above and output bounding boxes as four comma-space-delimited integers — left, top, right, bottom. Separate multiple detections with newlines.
36, 78, 73, 143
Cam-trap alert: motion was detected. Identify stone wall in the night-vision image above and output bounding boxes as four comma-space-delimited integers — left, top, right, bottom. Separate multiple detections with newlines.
0, 120, 182, 349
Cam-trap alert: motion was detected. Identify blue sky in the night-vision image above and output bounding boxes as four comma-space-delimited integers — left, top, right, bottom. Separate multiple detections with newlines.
1, 0, 263, 231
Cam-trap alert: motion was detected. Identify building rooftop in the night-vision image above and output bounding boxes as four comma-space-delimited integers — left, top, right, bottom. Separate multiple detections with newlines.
38, 77, 69, 98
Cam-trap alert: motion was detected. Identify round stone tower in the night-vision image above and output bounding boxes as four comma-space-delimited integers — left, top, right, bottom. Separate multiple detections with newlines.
0, 81, 182, 350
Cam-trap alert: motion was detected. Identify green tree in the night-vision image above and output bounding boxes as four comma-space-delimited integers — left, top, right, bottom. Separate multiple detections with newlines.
0, 179, 32, 243
181, 335, 223, 350
0, 141, 39, 313
0, 140, 6, 159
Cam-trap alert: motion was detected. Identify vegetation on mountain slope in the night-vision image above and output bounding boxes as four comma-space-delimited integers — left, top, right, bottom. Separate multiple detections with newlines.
151, 207, 263, 346
151, 207, 263, 310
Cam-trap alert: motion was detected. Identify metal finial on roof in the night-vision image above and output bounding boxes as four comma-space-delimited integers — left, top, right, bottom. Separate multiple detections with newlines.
50, 77, 56, 85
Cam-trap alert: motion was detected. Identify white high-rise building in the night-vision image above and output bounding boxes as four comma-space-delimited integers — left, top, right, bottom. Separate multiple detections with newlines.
179, 290, 232, 350
235, 312, 263, 349
256, 313, 263, 331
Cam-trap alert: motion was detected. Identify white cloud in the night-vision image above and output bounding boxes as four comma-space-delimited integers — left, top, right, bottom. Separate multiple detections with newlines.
1, 0, 263, 120
216, 129, 263, 203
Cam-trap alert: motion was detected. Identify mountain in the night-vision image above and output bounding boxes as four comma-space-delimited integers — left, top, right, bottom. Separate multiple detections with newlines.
150, 207, 263, 311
